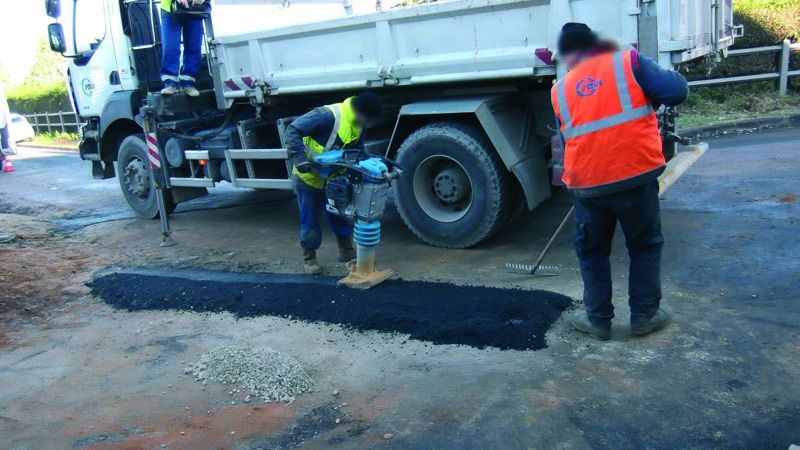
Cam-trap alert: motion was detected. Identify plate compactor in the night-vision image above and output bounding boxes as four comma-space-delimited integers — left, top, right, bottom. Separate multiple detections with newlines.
312, 150, 403, 289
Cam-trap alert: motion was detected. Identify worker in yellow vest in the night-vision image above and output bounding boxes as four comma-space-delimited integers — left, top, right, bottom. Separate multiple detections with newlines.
285, 92, 383, 275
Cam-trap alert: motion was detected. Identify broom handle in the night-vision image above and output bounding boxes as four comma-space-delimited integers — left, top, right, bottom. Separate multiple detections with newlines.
533, 206, 575, 272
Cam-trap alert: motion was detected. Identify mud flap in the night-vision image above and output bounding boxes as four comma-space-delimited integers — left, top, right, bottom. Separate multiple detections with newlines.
92, 161, 115, 180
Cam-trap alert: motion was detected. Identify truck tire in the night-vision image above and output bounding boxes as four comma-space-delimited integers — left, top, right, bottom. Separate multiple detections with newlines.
394, 122, 511, 248
117, 134, 174, 219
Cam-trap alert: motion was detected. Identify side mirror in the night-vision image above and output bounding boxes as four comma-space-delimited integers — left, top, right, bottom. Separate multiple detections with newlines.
48, 23, 67, 54
45, 0, 61, 18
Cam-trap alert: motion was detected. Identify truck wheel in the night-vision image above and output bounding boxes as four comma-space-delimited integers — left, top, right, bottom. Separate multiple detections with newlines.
394, 122, 511, 248
117, 134, 174, 219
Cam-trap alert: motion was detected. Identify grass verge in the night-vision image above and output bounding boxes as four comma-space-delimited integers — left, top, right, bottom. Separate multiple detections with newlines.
678, 85, 800, 129
24, 131, 80, 150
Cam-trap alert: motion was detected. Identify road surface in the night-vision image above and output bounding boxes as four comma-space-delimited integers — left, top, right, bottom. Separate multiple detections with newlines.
0, 129, 798, 449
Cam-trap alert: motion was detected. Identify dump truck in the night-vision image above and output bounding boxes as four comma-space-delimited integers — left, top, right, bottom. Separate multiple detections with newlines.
45, 0, 739, 248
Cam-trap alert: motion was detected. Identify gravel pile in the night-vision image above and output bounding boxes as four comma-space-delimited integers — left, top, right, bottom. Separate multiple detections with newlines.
190, 346, 313, 403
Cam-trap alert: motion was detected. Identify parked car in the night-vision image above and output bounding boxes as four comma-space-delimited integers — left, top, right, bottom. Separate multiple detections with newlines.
9, 113, 35, 142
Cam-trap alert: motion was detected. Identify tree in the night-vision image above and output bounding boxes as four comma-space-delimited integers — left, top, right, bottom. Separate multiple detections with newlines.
17, 35, 67, 89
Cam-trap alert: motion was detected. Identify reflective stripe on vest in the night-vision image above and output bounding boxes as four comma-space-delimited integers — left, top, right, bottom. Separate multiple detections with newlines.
556, 52, 653, 140
324, 104, 341, 149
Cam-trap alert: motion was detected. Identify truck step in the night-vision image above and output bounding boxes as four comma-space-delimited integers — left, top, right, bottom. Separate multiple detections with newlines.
167, 148, 293, 191
224, 148, 292, 190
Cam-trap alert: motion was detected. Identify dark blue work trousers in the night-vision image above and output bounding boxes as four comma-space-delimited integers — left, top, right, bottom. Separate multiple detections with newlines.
160, 10, 204, 88
572, 180, 664, 327
0, 125, 8, 160
293, 177, 353, 250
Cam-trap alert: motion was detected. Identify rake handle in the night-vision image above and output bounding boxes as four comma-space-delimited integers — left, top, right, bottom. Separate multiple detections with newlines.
531, 206, 575, 273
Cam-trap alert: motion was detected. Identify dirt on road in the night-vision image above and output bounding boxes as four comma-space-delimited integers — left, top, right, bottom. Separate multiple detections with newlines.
1, 131, 799, 449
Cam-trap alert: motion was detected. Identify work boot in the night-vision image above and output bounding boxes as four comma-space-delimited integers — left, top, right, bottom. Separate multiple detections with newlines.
337, 236, 356, 262
303, 248, 322, 275
570, 311, 611, 341
631, 306, 672, 336
160, 84, 180, 96
183, 85, 200, 97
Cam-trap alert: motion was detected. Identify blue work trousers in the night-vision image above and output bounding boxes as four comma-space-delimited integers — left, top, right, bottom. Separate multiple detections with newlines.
293, 177, 353, 250
572, 180, 664, 327
160, 10, 204, 88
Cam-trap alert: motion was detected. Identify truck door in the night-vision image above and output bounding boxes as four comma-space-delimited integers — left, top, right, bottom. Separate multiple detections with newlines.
63, 0, 122, 118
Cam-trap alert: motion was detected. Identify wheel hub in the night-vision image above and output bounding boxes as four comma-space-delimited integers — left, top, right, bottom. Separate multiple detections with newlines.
412, 155, 473, 223
124, 158, 150, 198
433, 167, 468, 203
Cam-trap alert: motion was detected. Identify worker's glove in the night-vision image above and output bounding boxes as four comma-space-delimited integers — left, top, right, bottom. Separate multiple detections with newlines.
177, 0, 190, 7
294, 161, 313, 174
191, 0, 205, 6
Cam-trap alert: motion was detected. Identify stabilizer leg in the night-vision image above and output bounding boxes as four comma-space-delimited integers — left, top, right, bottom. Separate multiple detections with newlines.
156, 188, 175, 247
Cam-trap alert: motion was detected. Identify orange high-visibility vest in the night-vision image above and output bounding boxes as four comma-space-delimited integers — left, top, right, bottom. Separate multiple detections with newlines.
551, 50, 664, 191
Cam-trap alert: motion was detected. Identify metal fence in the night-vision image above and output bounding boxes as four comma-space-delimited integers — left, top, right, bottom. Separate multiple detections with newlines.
23, 111, 81, 135
688, 39, 800, 95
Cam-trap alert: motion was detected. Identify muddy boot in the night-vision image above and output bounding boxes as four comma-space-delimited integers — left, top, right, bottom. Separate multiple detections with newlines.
337, 236, 356, 263
303, 248, 322, 275
631, 306, 672, 336
570, 311, 611, 341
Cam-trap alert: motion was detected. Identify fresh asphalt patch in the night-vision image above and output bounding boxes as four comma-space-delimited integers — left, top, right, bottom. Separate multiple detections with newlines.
89, 270, 572, 350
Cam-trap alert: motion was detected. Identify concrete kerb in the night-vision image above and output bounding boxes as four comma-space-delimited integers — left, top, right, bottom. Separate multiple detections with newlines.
680, 113, 800, 141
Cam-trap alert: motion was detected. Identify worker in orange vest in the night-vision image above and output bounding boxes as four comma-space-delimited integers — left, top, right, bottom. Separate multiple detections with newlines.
551, 23, 688, 340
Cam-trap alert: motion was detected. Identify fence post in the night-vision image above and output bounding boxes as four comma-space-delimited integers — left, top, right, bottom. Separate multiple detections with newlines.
32, 114, 39, 134
779, 39, 790, 95
45, 112, 52, 134
58, 111, 65, 133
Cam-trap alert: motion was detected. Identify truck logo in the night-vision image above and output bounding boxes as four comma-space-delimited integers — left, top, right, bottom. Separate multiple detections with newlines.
575, 77, 602, 97
81, 78, 94, 96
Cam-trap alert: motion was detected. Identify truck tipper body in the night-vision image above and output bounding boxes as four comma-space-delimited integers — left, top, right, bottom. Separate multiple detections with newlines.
46, 0, 739, 248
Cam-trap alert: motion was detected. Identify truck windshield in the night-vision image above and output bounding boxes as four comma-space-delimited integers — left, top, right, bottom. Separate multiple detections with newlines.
60, 0, 107, 56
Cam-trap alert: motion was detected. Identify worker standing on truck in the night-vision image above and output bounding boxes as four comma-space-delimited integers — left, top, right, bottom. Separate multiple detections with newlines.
551, 23, 688, 340
286, 92, 383, 275
159, 0, 208, 97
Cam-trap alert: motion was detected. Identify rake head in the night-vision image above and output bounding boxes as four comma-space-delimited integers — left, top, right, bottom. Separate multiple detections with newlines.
505, 262, 560, 276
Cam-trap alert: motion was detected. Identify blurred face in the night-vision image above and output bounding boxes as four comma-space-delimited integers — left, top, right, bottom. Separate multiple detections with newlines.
354, 112, 370, 128
563, 52, 582, 70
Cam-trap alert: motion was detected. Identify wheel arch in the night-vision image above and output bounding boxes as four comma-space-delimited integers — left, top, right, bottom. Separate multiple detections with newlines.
101, 119, 142, 163
99, 90, 143, 163
387, 95, 552, 211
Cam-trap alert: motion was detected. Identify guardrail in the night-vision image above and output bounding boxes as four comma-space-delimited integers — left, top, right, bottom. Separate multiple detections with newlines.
688, 39, 800, 95
23, 111, 81, 135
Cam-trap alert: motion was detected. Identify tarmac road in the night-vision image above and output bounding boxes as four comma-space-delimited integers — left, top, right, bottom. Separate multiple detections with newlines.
0, 128, 798, 449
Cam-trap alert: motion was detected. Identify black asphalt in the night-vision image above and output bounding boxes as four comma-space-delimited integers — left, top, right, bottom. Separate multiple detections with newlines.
89, 271, 572, 350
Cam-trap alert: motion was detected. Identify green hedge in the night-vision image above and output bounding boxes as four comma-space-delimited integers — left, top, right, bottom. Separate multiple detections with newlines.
682, 0, 800, 87
6, 83, 71, 115
733, 0, 800, 48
